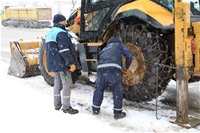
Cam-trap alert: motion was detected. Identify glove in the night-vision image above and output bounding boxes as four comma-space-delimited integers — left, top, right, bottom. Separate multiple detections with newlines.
122, 70, 129, 77
69, 65, 76, 72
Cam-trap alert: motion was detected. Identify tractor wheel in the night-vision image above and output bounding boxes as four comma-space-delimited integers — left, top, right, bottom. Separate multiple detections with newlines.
115, 22, 174, 102
39, 40, 54, 86
39, 40, 82, 86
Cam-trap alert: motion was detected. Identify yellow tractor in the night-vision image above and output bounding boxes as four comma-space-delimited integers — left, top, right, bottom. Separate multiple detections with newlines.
8, 0, 200, 103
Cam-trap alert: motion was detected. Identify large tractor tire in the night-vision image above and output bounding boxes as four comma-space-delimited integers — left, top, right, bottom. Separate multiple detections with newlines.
39, 40, 54, 86
39, 40, 81, 86
115, 22, 174, 102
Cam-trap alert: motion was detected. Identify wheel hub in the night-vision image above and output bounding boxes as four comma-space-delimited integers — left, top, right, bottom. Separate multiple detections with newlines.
122, 43, 146, 86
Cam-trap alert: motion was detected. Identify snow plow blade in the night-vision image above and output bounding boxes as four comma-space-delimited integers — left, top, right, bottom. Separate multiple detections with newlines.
8, 39, 42, 78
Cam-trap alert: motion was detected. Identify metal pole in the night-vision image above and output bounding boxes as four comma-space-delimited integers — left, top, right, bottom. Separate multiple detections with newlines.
170, 0, 200, 128
174, 0, 189, 124
174, 0, 189, 123
176, 66, 188, 123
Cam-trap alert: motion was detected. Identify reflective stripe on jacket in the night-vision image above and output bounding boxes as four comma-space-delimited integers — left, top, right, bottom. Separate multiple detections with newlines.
97, 42, 132, 70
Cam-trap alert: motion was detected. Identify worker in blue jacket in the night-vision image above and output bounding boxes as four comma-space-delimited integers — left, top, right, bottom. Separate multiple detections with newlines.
45, 14, 80, 114
92, 37, 133, 119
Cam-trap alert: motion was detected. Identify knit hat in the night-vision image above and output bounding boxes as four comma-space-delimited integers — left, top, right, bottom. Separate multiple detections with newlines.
53, 14, 66, 24
107, 37, 121, 44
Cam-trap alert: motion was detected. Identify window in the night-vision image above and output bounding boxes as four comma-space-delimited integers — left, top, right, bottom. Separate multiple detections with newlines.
85, 7, 109, 31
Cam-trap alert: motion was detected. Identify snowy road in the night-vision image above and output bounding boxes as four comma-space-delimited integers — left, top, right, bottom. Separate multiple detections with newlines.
1, 26, 199, 109
1, 26, 200, 132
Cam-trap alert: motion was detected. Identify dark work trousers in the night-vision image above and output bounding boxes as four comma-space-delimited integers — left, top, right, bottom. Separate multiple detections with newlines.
54, 71, 73, 109
92, 68, 123, 114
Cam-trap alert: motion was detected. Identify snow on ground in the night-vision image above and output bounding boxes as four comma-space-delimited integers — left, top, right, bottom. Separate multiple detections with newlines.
0, 60, 200, 133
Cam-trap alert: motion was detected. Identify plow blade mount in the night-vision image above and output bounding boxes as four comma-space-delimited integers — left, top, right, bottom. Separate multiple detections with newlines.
8, 40, 42, 78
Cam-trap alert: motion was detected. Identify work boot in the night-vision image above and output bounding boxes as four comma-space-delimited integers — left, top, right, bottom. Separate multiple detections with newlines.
62, 106, 79, 114
55, 104, 62, 110
113, 112, 126, 120
92, 110, 99, 115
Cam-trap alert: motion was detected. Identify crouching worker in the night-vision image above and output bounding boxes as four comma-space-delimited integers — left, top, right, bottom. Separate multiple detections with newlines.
92, 37, 133, 119
45, 14, 80, 114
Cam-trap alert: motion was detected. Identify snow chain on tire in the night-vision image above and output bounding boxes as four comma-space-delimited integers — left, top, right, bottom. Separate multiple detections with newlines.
115, 22, 174, 102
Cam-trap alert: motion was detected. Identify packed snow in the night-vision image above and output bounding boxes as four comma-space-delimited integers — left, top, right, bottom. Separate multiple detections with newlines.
0, 60, 200, 133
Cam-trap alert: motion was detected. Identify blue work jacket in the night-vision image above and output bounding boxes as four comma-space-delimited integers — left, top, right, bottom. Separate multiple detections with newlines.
45, 24, 77, 72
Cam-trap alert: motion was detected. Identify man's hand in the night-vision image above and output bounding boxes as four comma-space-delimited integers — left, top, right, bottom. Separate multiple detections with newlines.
69, 65, 76, 72
122, 70, 129, 77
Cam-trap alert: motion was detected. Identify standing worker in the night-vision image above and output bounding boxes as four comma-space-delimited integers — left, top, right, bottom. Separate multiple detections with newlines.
92, 37, 133, 119
45, 14, 80, 114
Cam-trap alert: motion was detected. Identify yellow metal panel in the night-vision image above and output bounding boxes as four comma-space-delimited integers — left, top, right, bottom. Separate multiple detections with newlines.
68, 9, 81, 35
18, 40, 41, 49
115, 0, 173, 26
174, 1, 192, 78
9, 7, 51, 21
37, 8, 52, 20
87, 42, 103, 46
192, 22, 200, 75
10, 40, 41, 66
